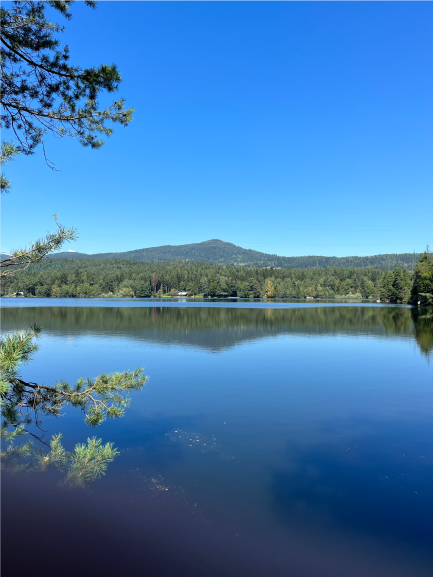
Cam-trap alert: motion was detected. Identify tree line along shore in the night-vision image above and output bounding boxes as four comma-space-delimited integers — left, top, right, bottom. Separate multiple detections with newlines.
2, 252, 432, 305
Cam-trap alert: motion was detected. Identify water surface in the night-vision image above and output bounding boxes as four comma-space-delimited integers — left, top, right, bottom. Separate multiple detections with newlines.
2, 300, 432, 577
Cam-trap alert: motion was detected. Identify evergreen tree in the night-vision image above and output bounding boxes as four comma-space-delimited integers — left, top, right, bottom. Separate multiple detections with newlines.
411, 251, 433, 305
391, 268, 411, 304
187, 281, 199, 296
209, 281, 219, 297
135, 280, 151, 297
363, 279, 375, 298
380, 271, 394, 302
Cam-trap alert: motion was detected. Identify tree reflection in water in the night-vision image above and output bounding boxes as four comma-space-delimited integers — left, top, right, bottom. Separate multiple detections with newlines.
2, 303, 432, 576
2, 303, 431, 491
2, 303, 432, 357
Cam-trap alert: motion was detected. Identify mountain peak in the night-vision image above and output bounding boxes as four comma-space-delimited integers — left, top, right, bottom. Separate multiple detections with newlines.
49, 240, 420, 271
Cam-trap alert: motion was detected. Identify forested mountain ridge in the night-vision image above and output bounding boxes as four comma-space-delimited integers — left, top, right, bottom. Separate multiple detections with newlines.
0, 256, 412, 302
46, 239, 420, 271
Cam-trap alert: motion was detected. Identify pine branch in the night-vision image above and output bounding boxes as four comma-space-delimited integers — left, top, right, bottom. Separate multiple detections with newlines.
0, 1, 133, 182
0, 220, 77, 276
2, 432, 119, 490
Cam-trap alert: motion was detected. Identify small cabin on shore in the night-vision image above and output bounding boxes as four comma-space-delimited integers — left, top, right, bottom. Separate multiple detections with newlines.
13, 291, 25, 297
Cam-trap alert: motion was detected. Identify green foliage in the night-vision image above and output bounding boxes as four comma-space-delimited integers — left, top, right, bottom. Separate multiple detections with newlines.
135, 280, 151, 298
50, 239, 421, 271
5, 255, 429, 304
0, 141, 20, 193
60, 368, 147, 426
1, 325, 144, 487
2, 432, 119, 489
61, 436, 119, 488
38, 433, 69, 471
1, 257, 390, 300
411, 251, 433, 305
1, 325, 147, 440
391, 268, 411, 304
1, 0, 133, 172
380, 271, 394, 302
23, 433, 118, 489
410, 307, 433, 356
0, 216, 77, 276
8, 255, 432, 304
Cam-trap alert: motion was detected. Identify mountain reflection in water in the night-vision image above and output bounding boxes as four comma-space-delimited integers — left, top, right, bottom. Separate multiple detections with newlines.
1, 302, 433, 577
2, 303, 432, 356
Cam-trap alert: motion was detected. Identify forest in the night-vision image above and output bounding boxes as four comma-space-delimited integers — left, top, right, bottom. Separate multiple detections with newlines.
3, 252, 432, 304
47, 239, 422, 271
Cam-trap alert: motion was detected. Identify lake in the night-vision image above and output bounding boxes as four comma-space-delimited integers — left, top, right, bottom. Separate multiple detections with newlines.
2, 299, 432, 577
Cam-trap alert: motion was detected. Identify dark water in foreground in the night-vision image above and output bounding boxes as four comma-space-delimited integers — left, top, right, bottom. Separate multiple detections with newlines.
2, 300, 433, 577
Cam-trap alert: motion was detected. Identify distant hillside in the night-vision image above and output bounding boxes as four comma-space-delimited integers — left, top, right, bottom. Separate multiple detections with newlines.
0, 251, 89, 261
47, 251, 89, 259
48, 239, 420, 270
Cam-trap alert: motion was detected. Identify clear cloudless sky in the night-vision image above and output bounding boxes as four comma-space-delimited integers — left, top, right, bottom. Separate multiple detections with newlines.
2, 1, 432, 257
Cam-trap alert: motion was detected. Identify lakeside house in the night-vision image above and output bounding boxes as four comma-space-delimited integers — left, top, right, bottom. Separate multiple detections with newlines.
13, 292, 25, 297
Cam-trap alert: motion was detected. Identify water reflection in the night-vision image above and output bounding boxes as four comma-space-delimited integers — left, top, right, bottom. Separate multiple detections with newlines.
271, 419, 433, 546
411, 307, 433, 357
1, 434, 118, 489
2, 304, 432, 357
2, 303, 433, 576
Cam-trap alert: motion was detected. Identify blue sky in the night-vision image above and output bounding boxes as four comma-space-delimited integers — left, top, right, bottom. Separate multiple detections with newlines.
2, 1, 432, 257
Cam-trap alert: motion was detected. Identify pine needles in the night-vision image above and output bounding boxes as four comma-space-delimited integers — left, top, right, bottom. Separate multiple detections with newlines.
1, 326, 147, 487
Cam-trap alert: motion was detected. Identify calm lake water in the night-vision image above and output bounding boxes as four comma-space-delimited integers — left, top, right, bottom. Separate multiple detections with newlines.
2, 299, 433, 577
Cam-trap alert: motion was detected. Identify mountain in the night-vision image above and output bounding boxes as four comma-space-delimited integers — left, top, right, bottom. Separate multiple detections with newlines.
0, 251, 89, 261
48, 239, 421, 270
51, 239, 275, 264
47, 251, 89, 259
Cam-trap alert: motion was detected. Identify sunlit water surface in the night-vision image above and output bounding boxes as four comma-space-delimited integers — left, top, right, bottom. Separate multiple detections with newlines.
2, 299, 432, 577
